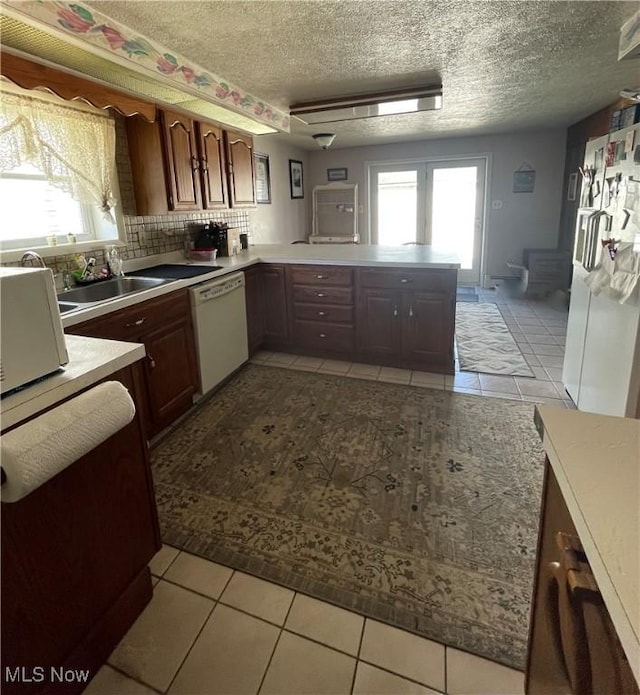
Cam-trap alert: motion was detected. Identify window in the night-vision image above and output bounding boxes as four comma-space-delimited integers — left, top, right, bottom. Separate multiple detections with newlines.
0, 86, 125, 259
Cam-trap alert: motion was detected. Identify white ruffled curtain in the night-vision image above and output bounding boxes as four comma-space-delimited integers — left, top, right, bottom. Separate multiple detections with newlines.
0, 91, 117, 220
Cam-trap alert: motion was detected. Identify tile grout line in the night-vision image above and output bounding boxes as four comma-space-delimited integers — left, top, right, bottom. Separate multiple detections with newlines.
255, 591, 296, 695
162, 594, 217, 694
105, 663, 165, 694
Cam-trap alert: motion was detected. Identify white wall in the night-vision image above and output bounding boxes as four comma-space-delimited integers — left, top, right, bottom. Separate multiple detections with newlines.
249, 135, 310, 244
306, 129, 567, 278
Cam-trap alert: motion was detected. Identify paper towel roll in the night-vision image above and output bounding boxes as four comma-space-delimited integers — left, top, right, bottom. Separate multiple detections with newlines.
1, 381, 135, 503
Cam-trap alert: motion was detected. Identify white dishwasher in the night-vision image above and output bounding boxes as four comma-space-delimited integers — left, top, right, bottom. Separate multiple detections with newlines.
190, 272, 248, 397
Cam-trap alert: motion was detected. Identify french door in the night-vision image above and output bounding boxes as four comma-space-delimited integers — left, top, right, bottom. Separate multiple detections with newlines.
370, 158, 486, 284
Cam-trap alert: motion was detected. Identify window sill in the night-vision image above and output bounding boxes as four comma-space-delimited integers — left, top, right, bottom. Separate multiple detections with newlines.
0, 239, 127, 263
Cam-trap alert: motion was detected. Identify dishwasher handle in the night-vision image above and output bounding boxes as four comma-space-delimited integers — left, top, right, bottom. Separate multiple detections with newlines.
191, 273, 245, 304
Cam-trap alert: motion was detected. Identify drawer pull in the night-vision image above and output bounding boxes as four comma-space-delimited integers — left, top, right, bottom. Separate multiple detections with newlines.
318, 311, 326, 316
148, 354, 156, 369
316, 292, 325, 297
400, 278, 411, 284
319, 333, 326, 338
393, 306, 398, 317
408, 304, 414, 318
125, 317, 146, 327
316, 274, 328, 279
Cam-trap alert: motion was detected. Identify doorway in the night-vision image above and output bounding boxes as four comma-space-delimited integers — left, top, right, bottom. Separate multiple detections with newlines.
370, 158, 487, 284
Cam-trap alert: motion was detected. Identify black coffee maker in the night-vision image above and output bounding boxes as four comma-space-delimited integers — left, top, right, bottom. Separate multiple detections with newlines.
194, 221, 229, 257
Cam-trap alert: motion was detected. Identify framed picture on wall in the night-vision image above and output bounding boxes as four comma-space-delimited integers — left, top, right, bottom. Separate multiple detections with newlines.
289, 159, 304, 199
327, 167, 348, 181
513, 169, 535, 193
254, 152, 271, 204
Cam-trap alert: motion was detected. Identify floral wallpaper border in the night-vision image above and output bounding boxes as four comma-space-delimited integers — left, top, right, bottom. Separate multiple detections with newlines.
4, 0, 291, 132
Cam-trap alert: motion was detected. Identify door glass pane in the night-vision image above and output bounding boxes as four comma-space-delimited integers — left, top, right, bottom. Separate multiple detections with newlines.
431, 167, 477, 269
377, 170, 417, 245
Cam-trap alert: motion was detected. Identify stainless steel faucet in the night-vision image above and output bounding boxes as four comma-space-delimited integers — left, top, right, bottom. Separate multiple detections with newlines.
20, 250, 47, 268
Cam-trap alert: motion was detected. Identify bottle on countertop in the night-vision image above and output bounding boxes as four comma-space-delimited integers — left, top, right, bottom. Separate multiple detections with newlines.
107, 245, 124, 277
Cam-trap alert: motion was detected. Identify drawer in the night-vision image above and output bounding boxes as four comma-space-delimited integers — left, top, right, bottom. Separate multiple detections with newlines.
289, 265, 353, 287
293, 302, 354, 324
66, 288, 191, 341
292, 285, 354, 305
357, 268, 457, 292
293, 320, 355, 352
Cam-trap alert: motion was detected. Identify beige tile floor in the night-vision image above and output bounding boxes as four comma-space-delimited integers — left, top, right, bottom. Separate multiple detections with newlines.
85, 546, 525, 695
85, 290, 565, 695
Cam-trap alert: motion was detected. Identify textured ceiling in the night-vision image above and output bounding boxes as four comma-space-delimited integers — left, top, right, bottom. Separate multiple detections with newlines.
89, 1, 639, 148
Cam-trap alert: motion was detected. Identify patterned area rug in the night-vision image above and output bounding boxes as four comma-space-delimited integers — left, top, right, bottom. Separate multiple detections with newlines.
456, 302, 534, 376
151, 365, 544, 670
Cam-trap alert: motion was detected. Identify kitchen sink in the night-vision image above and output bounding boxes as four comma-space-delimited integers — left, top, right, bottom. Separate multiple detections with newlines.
58, 301, 80, 314
57, 276, 173, 305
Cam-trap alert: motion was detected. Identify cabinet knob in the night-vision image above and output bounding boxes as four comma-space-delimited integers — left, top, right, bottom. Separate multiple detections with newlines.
201, 158, 208, 173
191, 156, 200, 171
125, 317, 146, 327
319, 333, 326, 338
318, 311, 326, 316
393, 306, 398, 317
148, 354, 156, 369
317, 292, 325, 297
400, 278, 411, 284
408, 305, 414, 318
316, 274, 328, 279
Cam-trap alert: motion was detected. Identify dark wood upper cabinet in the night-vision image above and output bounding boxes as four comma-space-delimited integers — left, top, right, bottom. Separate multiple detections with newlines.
225, 129, 256, 207
126, 111, 254, 215
160, 109, 202, 211
198, 121, 228, 209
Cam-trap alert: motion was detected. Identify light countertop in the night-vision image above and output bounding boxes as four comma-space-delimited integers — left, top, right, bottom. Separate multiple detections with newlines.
1, 335, 145, 430
535, 405, 640, 683
61, 244, 461, 328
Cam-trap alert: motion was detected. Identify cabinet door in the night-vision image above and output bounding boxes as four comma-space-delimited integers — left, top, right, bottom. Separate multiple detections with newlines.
244, 265, 265, 355
143, 319, 199, 436
402, 290, 454, 368
357, 287, 402, 358
225, 129, 256, 207
262, 265, 289, 343
125, 113, 169, 216
161, 109, 202, 211
197, 121, 228, 209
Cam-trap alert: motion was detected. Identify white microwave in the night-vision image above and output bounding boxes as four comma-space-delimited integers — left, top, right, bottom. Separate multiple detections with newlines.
0, 267, 68, 395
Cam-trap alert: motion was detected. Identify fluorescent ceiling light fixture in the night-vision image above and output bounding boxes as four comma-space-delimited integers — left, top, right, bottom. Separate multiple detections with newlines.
291, 85, 442, 125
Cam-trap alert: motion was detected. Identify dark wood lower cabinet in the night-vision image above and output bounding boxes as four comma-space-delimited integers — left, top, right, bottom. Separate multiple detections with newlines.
1, 361, 160, 695
66, 289, 199, 439
143, 320, 199, 433
244, 264, 265, 356
246, 263, 457, 373
262, 264, 289, 344
403, 290, 455, 371
357, 287, 403, 359
526, 461, 639, 695
356, 280, 455, 373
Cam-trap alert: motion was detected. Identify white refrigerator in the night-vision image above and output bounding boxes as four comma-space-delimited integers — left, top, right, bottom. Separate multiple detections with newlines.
563, 122, 640, 418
